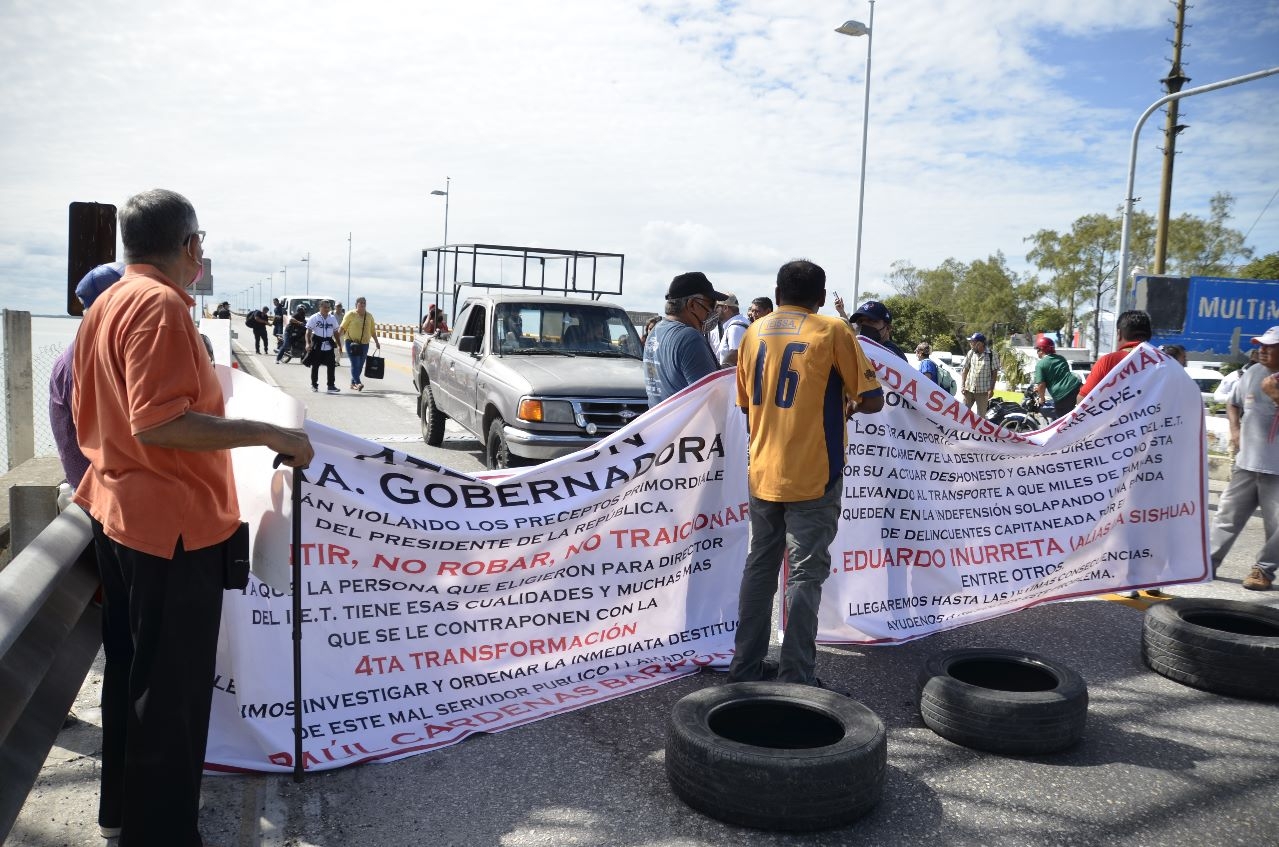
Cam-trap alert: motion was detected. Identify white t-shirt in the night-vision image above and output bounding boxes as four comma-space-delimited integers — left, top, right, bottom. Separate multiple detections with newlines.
714, 314, 749, 365
305, 313, 339, 350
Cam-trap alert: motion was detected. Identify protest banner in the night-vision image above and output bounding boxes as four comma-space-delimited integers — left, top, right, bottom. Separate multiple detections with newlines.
204, 342, 1208, 773
206, 368, 750, 773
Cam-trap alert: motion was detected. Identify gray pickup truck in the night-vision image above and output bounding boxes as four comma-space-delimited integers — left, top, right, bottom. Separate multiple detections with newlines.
413, 292, 649, 468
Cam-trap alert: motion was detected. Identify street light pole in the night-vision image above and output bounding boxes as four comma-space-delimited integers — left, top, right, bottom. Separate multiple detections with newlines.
837, 3, 875, 306
347, 233, 352, 307
1115, 65, 1279, 344
431, 177, 451, 247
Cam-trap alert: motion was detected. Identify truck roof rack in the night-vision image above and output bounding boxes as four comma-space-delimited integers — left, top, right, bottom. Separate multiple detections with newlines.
419, 244, 625, 324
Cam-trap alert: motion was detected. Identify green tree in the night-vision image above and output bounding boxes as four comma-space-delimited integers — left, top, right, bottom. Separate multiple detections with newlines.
1166, 192, 1253, 275
1028, 305, 1068, 334
1238, 250, 1279, 279
881, 295, 955, 353
954, 252, 1033, 341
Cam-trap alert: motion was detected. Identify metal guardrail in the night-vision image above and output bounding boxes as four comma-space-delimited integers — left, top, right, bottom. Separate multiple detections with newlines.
0, 504, 99, 841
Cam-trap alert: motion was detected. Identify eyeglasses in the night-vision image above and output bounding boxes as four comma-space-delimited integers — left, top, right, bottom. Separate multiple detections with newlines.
188, 230, 206, 245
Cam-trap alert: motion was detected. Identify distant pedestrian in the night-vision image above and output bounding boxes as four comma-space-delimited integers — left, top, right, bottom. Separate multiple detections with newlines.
643, 272, 723, 407
1210, 326, 1279, 590
276, 306, 307, 363
1080, 310, 1152, 398
272, 297, 285, 350
1159, 343, 1188, 367
212, 301, 231, 319
916, 342, 940, 384
73, 188, 312, 846
305, 300, 341, 393
339, 296, 381, 391
847, 300, 906, 361
1032, 336, 1081, 419
710, 293, 750, 367
961, 332, 999, 416
747, 296, 773, 323
729, 259, 884, 686
248, 304, 271, 353
640, 315, 661, 347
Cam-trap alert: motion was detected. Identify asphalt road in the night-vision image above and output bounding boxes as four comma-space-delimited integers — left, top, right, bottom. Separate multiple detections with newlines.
9, 339, 1277, 847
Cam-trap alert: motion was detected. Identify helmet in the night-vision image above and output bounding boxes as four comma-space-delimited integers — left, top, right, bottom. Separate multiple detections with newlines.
1034, 336, 1056, 353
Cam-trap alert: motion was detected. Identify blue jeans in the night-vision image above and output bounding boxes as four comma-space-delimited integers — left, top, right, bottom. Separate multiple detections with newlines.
346, 341, 367, 385
728, 478, 842, 685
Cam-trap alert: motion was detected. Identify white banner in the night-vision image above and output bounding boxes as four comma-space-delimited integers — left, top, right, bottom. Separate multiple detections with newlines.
818, 341, 1210, 643
205, 343, 1208, 773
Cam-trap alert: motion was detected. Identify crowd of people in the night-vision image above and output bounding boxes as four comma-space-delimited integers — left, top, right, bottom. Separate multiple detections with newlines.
43, 189, 1277, 843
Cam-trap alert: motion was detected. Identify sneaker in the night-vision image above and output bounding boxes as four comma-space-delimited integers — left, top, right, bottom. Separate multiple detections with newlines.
350, 382, 358, 390
326, 386, 341, 394
100, 825, 121, 838
1242, 567, 1273, 591
1141, 589, 1168, 598
311, 385, 318, 392
356, 383, 364, 392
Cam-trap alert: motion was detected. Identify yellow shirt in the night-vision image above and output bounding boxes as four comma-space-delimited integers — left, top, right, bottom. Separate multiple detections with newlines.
339, 310, 377, 344
736, 306, 882, 502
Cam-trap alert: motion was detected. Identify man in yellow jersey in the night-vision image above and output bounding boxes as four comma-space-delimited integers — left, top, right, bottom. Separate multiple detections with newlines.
728, 259, 884, 687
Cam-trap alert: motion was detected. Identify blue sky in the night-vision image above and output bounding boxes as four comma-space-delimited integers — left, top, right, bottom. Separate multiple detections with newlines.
1, 0, 1276, 325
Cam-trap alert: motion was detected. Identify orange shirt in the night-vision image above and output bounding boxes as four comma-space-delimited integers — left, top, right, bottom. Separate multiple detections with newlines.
73, 265, 240, 558
1079, 340, 1143, 398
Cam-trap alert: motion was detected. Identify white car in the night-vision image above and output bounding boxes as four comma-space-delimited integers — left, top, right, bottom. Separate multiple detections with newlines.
1183, 366, 1222, 406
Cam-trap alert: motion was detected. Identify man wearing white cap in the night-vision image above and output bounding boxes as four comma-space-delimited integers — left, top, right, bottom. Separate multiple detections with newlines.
711, 293, 750, 366
1210, 326, 1279, 590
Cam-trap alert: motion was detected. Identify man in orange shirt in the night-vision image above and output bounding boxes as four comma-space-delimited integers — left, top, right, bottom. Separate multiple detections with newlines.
728, 259, 884, 688
74, 189, 313, 846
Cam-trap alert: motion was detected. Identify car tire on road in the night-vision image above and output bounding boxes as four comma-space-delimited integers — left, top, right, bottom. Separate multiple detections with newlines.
485, 417, 514, 469
918, 648, 1087, 755
665, 682, 886, 831
1142, 598, 1279, 700
420, 383, 446, 447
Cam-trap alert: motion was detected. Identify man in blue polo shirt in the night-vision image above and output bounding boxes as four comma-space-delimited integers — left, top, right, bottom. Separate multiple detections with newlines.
643, 272, 724, 407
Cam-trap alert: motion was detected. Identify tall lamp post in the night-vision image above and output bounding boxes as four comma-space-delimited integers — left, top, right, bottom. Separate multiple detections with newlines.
431, 177, 451, 247
346, 233, 352, 307
837, 3, 875, 306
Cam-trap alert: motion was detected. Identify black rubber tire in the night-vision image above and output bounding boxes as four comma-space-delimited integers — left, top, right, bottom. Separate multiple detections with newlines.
918, 648, 1087, 755
1001, 413, 1043, 433
665, 682, 886, 831
1141, 598, 1279, 700
485, 417, 513, 469
420, 383, 446, 447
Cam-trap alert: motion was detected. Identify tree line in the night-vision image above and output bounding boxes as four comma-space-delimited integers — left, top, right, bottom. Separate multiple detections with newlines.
867, 192, 1276, 355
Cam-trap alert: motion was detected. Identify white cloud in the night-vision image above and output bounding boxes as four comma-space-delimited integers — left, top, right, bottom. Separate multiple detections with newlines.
0, 0, 1274, 323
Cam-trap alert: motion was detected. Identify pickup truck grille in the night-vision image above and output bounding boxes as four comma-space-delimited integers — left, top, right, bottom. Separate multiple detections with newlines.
572, 398, 648, 432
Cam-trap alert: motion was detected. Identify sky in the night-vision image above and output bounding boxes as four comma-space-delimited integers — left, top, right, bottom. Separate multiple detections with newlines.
1, 0, 1277, 326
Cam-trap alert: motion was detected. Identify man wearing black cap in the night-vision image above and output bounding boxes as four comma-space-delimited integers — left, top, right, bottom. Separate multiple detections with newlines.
643, 272, 724, 407
838, 298, 906, 361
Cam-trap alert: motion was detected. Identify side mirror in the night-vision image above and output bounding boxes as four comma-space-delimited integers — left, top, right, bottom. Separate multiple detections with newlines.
459, 335, 479, 354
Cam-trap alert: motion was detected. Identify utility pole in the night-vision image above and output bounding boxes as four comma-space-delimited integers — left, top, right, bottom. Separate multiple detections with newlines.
347, 233, 352, 308
1153, 0, 1189, 274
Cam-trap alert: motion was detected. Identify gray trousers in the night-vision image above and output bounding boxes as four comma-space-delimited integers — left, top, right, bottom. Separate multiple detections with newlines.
1210, 466, 1279, 578
728, 479, 841, 686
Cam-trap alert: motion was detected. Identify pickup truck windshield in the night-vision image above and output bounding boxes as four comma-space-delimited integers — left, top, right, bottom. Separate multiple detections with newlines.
494, 304, 642, 358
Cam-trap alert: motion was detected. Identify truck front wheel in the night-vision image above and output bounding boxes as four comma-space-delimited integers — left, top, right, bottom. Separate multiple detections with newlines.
486, 417, 515, 469
420, 384, 446, 447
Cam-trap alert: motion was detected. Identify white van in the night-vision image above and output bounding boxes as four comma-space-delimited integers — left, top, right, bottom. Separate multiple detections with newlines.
282, 294, 340, 319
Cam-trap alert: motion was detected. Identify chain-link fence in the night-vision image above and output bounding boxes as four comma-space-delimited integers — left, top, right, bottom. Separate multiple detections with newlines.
0, 342, 69, 472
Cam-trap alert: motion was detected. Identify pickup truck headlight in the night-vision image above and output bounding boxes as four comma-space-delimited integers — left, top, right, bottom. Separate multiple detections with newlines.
518, 398, 575, 424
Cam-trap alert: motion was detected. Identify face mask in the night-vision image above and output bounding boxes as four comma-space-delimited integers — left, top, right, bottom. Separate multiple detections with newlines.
189, 256, 204, 287
857, 323, 881, 342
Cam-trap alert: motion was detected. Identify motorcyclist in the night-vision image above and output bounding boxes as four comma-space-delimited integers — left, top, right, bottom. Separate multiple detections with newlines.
1032, 336, 1081, 420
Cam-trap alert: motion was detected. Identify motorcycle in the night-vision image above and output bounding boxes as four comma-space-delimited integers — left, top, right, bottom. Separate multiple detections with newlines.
987, 386, 1052, 433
